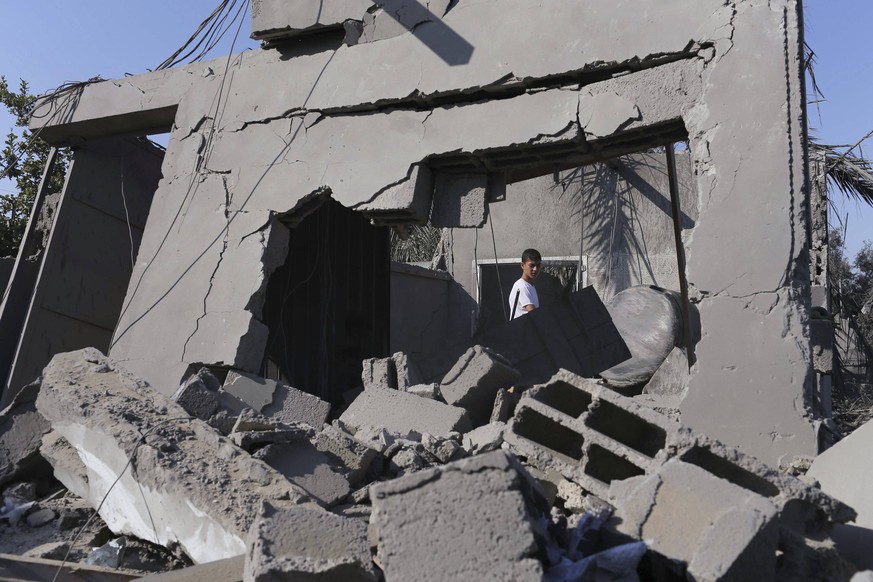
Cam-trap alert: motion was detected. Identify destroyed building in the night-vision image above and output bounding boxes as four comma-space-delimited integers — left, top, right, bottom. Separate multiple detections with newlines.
0, 0, 869, 580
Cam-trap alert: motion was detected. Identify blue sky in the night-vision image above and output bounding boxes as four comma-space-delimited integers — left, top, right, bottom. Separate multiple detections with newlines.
1, 0, 871, 259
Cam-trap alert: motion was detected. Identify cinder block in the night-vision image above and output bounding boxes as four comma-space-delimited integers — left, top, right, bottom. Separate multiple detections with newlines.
246, 503, 376, 582
340, 387, 472, 438
608, 460, 779, 582
361, 357, 396, 390
370, 450, 547, 581
440, 346, 520, 426
504, 369, 854, 526
223, 371, 330, 430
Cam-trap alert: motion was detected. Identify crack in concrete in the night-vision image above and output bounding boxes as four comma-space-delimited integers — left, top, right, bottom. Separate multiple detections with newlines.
181, 175, 233, 363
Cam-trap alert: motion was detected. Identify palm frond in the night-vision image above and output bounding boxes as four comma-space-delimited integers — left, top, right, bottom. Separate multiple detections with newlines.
811, 140, 873, 207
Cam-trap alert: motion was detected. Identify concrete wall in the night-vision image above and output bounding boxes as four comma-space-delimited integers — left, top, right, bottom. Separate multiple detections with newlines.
449, 150, 697, 305
31, 0, 818, 466
2, 137, 162, 404
390, 261, 473, 359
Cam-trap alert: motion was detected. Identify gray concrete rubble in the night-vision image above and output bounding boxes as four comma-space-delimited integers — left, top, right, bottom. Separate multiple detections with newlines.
0, 381, 50, 488
340, 386, 472, 438
223, 370, 330, 430
369, 450, 547, 581
641, 346, 691, 398
33, 348, 315, 564
608, 460, 780, 581
246, 503, 376, 582
439, 345, 520, 426
808, 417, 873, 571
313, 425, 380, 486
504, 369, 856, 579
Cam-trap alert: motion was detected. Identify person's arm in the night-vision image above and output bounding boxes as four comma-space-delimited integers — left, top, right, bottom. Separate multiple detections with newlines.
523, 303, 535, 312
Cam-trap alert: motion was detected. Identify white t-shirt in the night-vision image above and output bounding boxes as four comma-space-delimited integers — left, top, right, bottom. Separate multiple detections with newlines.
509, 279, 539, 320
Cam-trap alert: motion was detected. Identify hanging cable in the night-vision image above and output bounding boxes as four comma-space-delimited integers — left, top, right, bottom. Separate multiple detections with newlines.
488, 213, 507, 321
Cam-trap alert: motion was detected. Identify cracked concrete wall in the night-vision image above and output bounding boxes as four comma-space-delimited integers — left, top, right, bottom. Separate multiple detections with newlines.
31, 0, 817, 466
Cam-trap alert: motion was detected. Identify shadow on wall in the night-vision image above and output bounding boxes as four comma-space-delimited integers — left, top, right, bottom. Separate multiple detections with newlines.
557, 149, 695, 300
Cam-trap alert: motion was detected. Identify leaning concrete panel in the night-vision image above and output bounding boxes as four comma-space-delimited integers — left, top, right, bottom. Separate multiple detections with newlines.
4, 137, 161, 402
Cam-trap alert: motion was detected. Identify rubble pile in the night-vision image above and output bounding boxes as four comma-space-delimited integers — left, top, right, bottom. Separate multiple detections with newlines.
0, 346, 868, 580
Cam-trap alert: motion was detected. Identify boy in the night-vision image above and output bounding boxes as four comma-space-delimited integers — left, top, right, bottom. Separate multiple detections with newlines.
509, 248, 541, 319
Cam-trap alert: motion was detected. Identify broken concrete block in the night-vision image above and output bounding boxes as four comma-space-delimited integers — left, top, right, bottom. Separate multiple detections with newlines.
505, 369, 854, 527
808, 417, 873, 570
462, 421, 505, 456
608, 460, 780, 581
430, 172, 489, 228
223, 370, 330, 430
171, 373, 220, 421
35, 348, 312, 564
246, 503, 376, 581
26, 507, 56, 528
39, 432, 89, 501
420, 433, 463, 464
231, 406, 287, 433
340, 387, 472, 438
405, 382, 441, 400
314, 425, 380, 486
491, 387, 512, 423
229, 425, 315, 451
392, 351, 424, 390
370, 450, 547, 581
253, 442, 351, 508
440, 346, 520, 427
642, 345, 690, 397
0, 381, 51, 488
600, 286, 682, 388
361, 357, 396, 390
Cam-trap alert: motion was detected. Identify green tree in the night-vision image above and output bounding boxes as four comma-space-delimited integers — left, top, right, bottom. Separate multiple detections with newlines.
0, 76, 69, 257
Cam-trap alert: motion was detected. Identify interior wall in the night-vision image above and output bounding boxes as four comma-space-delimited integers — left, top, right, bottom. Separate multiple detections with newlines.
448, 150, 696, 321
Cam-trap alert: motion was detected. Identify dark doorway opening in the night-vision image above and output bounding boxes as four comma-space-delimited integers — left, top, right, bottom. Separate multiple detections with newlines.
261, 197, 391, 406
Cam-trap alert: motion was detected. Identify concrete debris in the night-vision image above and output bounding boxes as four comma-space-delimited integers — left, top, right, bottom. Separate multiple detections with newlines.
641, 345, 690, 398
223, 370, 330, 430
252, 442, 351, 508
362, 357, 396, 390
392, 351, 424, 391
313, 424, 380, 486
369, 450, 547, 581
405, 382, 441, 400
608, 460, 779, 581
0, 381, 51, 488
440, 345, 520, 426
340, 386, 472, 438
246, 503, 376, 582
808, 417, 873, 570
461, 421, 505, 455
491, 387, 512, 423
34, 348, 314, 564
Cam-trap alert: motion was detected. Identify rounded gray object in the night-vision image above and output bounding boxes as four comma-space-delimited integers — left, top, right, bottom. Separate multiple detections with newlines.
600, 286, 682, 388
